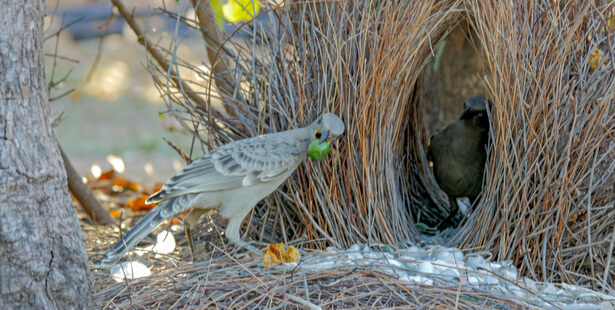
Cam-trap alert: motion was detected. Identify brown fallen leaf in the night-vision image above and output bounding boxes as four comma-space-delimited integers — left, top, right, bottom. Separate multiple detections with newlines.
128, 194, 156, 212
109, 210, 122, 218
588, 48, 605, 71
98, 169, 116, 181
262, 243, 300, 266
112, 177, 139, 192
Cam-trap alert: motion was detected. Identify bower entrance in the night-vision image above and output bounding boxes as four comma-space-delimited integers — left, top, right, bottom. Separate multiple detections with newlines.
415, 20, 490, 230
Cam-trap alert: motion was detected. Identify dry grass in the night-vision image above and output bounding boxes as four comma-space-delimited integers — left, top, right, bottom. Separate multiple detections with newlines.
109, 0, 615, 298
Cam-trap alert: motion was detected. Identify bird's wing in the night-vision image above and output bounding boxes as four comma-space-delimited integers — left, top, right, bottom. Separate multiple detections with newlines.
146, 137, 302, 203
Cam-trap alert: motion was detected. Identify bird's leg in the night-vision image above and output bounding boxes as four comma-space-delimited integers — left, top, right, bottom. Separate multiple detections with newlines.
437, 197, 460, 229
225, 217, 264, 257
183, 208, 208, 260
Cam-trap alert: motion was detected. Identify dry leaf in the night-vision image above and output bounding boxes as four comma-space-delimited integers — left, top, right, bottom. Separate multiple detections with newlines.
152, 183, 164, 193
588, 48, 605, 70
112, 177, 139, 192
262, 243, 300, 266
109, 210, 122, 218
128, 195, 155, 212
98, 169, 116, 181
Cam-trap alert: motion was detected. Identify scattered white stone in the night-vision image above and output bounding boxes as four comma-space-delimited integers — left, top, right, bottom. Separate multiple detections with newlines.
431, 248, 456, 262
407, 275, 433, 286
466, 276, 481, 285
541, 283, 558, 295
507, 285, 526, 298
151, 231, 176, 254
479, 276, 499, 286
441, 268, 460, 281
110, 262, 152, 283
325, 246, 338, 253
348, 244, 362, 252
133, 231, 176, 257
417, 261, 434, 274
457, 198, 471, 215
560, 304, 614, 310
517, 277, 538, 292
363, 251, 393, 260
298, 245, 615, 309
345, 251, 363, 260
499, 269, 518, 281
399, 246, 425, 260
432, 259, 462, 271
465, 255, 488, 271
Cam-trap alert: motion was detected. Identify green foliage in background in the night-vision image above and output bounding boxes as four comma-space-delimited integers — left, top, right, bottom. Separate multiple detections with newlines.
211, 0, 260, 27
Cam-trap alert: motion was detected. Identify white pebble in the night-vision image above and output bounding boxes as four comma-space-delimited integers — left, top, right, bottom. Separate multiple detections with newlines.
465, 255, 488, 270
432, 247, 463, 263
541, 283, 557, 295
432, 259, 462, 271
508, 285, 526, 298
560, 304, 614, 310
480, 276, 499, 286
417, 262, 435, 274
325, 246, 338, 253
345, 251, 363, 260
441, 268, 460, 281
466, 276, 480, 285
348, 244, 362, 252
110, 262, 152, 283
151, 231, 176, 254
518, 277, 538, 292
399, 246, 425, 260
556, 289, 567, 296
500, 270, 518, 280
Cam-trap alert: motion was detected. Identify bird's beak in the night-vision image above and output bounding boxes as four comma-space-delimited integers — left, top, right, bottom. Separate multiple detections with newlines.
319, 130, 330, 144
459, 108, 471, 120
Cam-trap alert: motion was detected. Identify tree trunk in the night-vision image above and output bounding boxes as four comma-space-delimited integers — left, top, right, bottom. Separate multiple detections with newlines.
0, 1, 91, 309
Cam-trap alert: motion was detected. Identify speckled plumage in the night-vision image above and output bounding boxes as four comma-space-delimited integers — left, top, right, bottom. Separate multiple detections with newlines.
101, 113, 344, 266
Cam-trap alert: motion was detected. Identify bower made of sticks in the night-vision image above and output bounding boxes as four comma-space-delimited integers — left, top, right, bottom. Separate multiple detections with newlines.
148, 1, 615, 290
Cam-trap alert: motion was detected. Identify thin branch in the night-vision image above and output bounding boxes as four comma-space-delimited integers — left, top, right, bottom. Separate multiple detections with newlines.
59, 144, 116, 226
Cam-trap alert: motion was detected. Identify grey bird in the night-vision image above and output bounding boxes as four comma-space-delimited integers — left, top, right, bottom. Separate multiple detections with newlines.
428, 96, 491, 228
101, 113, 345, 266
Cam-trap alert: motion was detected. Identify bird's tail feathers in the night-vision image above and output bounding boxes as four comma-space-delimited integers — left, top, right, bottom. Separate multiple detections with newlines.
100, 198, 178, 267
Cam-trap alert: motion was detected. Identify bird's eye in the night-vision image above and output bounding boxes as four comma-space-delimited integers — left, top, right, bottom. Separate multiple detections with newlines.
315, 130, 322, 139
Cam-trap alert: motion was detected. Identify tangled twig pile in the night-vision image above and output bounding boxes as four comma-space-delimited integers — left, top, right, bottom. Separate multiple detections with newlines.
454, 0, 615, 291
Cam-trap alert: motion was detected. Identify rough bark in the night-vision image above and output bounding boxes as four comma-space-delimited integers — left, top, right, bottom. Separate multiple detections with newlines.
0, 0, 91, 309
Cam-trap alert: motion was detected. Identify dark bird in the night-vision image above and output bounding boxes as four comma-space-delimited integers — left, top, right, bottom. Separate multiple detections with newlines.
428, 96, 491, 228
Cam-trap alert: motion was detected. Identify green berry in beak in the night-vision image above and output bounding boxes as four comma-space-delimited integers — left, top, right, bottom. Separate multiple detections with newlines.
308, 140, 331, 161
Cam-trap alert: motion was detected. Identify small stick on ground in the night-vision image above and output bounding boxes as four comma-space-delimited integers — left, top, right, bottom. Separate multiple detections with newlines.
59, 144, 116, 225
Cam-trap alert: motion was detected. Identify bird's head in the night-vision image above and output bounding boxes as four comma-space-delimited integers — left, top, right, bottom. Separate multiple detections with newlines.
310, 113, 345, 143
460, 96, 493, 120
307, 113, 345, 161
